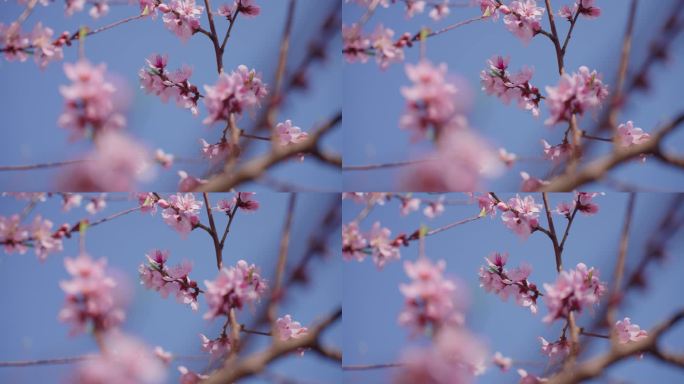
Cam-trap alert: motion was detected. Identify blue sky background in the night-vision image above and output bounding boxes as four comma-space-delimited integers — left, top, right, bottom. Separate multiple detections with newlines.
343, 1, 684, 191
343, 193, 684, 383
0, 192, 341, 383
0, 1, 341, 191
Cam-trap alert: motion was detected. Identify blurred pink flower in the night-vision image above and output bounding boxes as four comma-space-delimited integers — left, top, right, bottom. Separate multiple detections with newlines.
204, 260, 268, 320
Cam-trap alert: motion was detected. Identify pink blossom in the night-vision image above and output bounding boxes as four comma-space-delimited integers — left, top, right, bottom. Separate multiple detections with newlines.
31, 215, 63, 261
481, 56, 541, 116
0, 22, 30, 62
85, 194, 107, 214
65, 0, 86, 16
0, 214, 29, 254
89, 0, 110, 18
62, 194, 83, 211
615, 317, 648, 344
504, 0, 545, 43
575, 192, 601, 215
558, 5, 574, 19
555, 201, 573, 216
500, 194, 542, 239
178, 366, 208, 384
139, 54, 200, 115
395, 328, 487, 383
493, 352, 513, 372
576, 0, 601, 19
200, 138, 233, 162
479, 252, 540, 313
31, 22, 64, 69
57, 132, 152, 191
160, 0, 204, 41
139, 249, 200, 310
429, 2, 450, 20
346, 0, 391, 8
423, 196, 445, 218
545, 66, 609, 125
539, 336, 570, 361
199, 333, 232, 360
370, 24, 405, 69
342, 222, 368, 262
215, 199, 233, 213
400, 60, 461, 140
542, 139, 572, 162
617, 121, 650, 148
404, 0, 426, 18
203, 260, 268, 320
399, 258, 464, 334
72, 333, 166, 384
520, 171, 549, 192
542, 263, 606, 323
276, 315, 308, 341
479, 0, 505, 18
342, 192, 390, 206
234, 0, 260, 17
59, 61, 127, 140
59, 253, 125, 335
155, 148, 175, 168
234, 192, 259, 211
477, 193, 499, 217
276, 120, 309, 146
367, 221, 401, 268
154, 346, 173, 365
178, 171, 208, 192
399, 197, 421, 216
401, 129, 502, 191
342, 23, 370, 64
518, 369, 548, 384
161, 193, 202, 235
499, 148, 518, 168
203, 65, 268, 125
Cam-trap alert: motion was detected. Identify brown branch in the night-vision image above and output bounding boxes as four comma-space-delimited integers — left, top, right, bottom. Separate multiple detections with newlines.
542, 112, 684, 191
202, 193, 223, 270
197, 111, 341, 191
268, 194, 297, 330
267, 0, 297, 133
203, 307, 341, 383
608, 0, 638, 135
542, 192, 562, 272
548, 309, 684, 384
605, 193, 636, 326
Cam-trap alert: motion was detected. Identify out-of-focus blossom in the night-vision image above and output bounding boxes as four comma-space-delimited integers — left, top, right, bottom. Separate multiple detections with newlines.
85, 194, 107, 214
177, 171, 207, 192
31, 215, 64, 261
615, 317, 648, 344
155, 149, 175, 168
492, 352, 513, 372
276, 315, 308, 341
617, 121, 650, 152
72, 333, 166, 384
399, 258, 464, 334
423, 196, 445, 218
342, 222, 368, 262
541, 139, 572, 162
59, 253, 125, 335
199, 333, 231, 360
399, 197, 421, 216
539, 336, 570, 361
0, 214, 29, 255
370, 24, 405, 69
518, 369, 548, 384
499, 148, 518, 168
178, 366, 208, 384
395, 328, 488, 383
342, 23, 370, 64
234, 192, 259, 211
367, 221, 401, 268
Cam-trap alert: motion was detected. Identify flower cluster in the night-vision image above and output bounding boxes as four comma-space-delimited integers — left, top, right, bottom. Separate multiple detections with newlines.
400, 60, 463, 140
479, 252, 541, 314
159, 193, 203, 235
499, 194, 542, 239
139, 249, 200, 310
402, 130, 503, 191
59, 253, 125, 335
72, 333, 167, 384
0, 22, 68, 68
203, 260, 268, 320
399, 258, 464, 335
542, 139, 572, 163
203, 65, 268, 125
159, 0, 204, 41
539, 336, 570, 361
545, 66, 609, 125
139, 54, 200, 115
367, 221, 402, 268
218, 0, 261, 19
617, 121, 651, 150
276, 315, 308, 341
559, 0, 601, 20
396, 328, 487, 383
615, 317, 648, 344
276, 120, 309, 147
199, 333, 232, 360
503, 0, 546, 43
342, 192, 390, 206
342, 221, 368, 262
542, 263, 606, 323
57, 132, 152, 191
59, 61, 127, 140
481, 56, 542, 117
1, 214, 65, 260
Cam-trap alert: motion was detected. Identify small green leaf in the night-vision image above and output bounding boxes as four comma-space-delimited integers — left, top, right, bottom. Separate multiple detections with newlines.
142, 5, 150, 16
479, 207, 487, 218
483, 7, 492, 17
79, 220, 89, 235
420, 28, 430, 41
419, 224, 429, 239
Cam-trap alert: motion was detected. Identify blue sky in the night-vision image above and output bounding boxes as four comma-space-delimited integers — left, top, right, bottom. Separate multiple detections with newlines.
343, 193, 684, 383
342, 1, 684, 191
0, 1, 341, 191
0, 192, 341, 383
